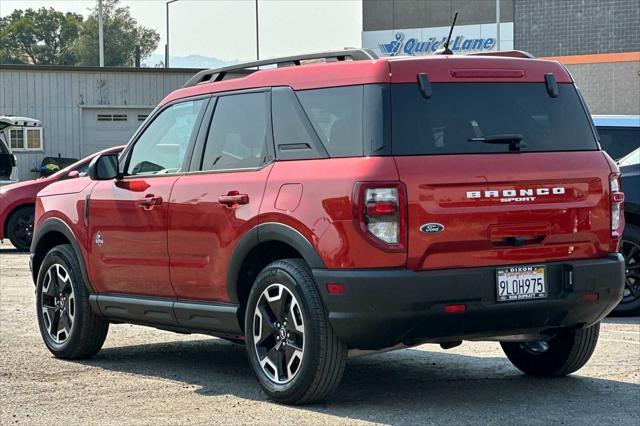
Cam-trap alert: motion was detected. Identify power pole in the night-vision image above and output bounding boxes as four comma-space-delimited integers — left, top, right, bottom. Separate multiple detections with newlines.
98, 0, 105, 66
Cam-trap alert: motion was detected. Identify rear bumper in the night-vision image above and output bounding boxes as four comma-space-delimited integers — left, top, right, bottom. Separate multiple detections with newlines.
313, 254, 625, 349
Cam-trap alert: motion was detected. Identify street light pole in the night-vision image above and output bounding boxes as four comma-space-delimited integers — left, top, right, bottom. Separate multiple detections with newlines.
496, 0, 501, 51
98, 0, 104, 66
165, 0, 179, 68
255, 0, 260, 61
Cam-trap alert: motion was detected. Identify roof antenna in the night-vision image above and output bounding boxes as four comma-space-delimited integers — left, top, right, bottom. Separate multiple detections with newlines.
436, 12, 458, 55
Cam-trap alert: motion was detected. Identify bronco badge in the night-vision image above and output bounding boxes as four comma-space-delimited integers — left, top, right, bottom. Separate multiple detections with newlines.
420, 223, 444, 234
95, 231, 104, 247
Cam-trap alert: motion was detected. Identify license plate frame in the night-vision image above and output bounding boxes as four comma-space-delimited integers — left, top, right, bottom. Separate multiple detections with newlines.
496, 265, 547, 302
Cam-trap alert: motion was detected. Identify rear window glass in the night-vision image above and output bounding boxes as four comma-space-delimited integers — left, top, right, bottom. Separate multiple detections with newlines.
596, 127, 640, 160
297, 86, 364, 157
392, 83, 599, 155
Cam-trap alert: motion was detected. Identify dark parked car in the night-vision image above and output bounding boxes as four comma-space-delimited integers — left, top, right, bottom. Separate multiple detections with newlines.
593, 116, 640, 315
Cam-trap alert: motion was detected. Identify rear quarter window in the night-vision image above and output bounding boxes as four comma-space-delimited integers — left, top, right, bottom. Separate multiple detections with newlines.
297, 86, 364, 157
392, 83, 599, 155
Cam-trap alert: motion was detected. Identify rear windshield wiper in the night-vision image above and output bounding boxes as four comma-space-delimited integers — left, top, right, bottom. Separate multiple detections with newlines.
468, 134, 527, 152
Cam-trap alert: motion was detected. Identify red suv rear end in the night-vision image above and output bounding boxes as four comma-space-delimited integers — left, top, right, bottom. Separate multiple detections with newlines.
30, 49, 625, 405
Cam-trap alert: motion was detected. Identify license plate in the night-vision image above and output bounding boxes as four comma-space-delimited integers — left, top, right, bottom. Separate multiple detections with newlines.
496, 265, 546, 302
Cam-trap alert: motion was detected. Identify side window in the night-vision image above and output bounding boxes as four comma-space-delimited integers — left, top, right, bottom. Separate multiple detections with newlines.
272, 87, 326, 160
201, 92, 270, 171
297, 85, 364, 157
127, 99, 206, 176
596, 127, 640, 160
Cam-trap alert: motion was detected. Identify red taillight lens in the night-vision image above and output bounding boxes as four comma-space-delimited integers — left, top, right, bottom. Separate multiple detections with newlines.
444, 304, 466, 314
610, 174, 624, 238
327, 283, 344, 295
354, 182, 407, 251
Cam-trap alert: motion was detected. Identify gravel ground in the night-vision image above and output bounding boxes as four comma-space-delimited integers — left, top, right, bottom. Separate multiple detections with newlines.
1, 242, 638, 425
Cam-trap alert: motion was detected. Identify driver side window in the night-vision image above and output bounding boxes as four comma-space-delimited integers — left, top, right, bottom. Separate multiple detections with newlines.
127, 99, 206, 176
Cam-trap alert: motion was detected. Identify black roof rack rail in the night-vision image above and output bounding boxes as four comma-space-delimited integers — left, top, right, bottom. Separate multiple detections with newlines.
467, 50, 536, 59
183, 48, 379, 88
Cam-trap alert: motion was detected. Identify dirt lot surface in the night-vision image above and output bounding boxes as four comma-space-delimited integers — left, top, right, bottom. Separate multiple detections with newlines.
1, 243, 639, 425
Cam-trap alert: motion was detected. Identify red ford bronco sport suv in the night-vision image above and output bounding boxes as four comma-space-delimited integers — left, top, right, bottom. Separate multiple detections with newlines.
31, 49, 625, 405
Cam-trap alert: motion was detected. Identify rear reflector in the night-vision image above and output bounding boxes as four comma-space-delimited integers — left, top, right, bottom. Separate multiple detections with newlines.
443, 304, 466, 314
583, 292, 599, 301
327, 283, 344, 295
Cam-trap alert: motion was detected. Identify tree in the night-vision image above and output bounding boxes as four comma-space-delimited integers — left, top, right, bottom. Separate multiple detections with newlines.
75, 0, 160, 67
0, 8, 83, 65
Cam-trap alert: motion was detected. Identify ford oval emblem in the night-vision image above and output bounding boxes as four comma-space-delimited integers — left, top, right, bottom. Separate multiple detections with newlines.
420, 223, 444, 234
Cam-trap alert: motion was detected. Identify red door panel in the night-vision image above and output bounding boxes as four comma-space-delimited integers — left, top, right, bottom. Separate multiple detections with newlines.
168, 166, 272, 301
87, 177, 178, 297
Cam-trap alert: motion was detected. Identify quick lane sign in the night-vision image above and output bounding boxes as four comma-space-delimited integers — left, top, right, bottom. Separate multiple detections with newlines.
363, 22, 514, 57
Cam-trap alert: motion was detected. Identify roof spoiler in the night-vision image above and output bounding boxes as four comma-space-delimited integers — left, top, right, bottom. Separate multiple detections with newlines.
183, 48, 379, 88
467, 50, 535, 59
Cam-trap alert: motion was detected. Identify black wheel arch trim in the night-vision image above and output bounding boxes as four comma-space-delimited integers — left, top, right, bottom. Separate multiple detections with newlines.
226, 222, 326, 304
30, 217, 94, 293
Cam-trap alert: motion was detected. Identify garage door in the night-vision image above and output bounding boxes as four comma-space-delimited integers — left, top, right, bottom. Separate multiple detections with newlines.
82, 108, 152, 157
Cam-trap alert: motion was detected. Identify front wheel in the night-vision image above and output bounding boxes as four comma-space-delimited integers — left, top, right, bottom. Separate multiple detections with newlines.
244, 259, 347, 405
36, 244, 109, 359
501, 323, 600, 377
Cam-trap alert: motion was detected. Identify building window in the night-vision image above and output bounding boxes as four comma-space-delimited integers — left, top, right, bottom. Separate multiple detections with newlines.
8, 127, 43, 150
9, 129, 22, 149
26, 128, 42, 149
97, 114, 128, 122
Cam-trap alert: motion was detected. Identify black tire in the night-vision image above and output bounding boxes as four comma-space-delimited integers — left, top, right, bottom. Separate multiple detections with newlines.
501, 323, 600, 377
244, 259, 347, 404
36, 244, 109, 359
6, 205, 34, 252
612, 223, 640, 316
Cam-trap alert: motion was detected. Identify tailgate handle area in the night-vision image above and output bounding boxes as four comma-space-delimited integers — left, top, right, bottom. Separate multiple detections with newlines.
489, 224, 549, 247
502, 236, 545, 247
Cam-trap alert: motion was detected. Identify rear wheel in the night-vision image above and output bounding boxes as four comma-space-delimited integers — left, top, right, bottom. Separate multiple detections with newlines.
245, 259, 347, 404
612, 223, 640, 315
501, 323, 600, 377
6, 205, 34, 251
36, 244, 109, 359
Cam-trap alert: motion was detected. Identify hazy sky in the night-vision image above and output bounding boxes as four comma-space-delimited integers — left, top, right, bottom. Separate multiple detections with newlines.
0, 0, 363, 61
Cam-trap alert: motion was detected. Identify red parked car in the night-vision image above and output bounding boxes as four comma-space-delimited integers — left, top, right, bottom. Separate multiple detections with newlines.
30, 49, 625, 404
0, 146, 123, 251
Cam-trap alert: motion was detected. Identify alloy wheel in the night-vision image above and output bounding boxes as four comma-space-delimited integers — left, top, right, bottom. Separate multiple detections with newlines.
620, 238, 640, 304
253, 283, 305, 384
40, 264, 75, 344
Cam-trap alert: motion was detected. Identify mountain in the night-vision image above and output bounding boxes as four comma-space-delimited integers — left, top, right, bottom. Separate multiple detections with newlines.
142, 54, 238, 69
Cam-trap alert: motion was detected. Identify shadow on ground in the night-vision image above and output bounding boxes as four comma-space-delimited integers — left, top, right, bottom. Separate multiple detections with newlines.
76, 335, 639, 424
0, 245, 25, 255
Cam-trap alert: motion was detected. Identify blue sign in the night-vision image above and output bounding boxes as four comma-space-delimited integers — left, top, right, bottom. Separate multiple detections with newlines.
379, 32, 496, 56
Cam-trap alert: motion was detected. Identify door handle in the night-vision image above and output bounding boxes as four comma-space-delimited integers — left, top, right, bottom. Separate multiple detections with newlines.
138, 195, 163, 210
218, 191, 249, 207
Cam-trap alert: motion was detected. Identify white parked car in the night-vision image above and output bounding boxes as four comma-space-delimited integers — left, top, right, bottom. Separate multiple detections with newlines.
0, 116, 42, 186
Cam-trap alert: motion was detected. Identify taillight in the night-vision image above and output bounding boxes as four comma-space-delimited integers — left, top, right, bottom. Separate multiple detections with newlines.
610, 174, 624, 238
354, 182, 407, 251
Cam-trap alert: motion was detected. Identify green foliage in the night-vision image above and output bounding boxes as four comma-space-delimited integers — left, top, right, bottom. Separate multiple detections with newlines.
0, 0, 160, 67
75, 0, 160, 66
0, 8, 83, 65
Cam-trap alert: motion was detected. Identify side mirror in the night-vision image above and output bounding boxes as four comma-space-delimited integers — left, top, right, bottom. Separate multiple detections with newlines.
67, 170, 80, 179
88, 154, 119, 180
